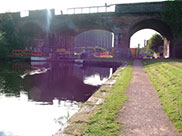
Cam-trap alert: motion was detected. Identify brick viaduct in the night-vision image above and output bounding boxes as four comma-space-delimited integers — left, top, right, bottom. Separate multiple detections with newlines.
4, 1, 174, 58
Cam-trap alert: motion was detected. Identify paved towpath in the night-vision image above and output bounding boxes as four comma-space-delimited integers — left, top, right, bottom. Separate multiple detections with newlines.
118, 59, 179, 136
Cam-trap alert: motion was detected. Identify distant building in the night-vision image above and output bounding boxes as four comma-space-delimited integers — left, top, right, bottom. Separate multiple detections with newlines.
75, 30, 113, 50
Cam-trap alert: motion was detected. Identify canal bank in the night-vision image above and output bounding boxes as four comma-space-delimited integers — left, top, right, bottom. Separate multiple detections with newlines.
33, 57, 124, 67
0, 59, 120, 136
54, 60, 133, 136
4, 55, 124, 68
0, 56, 30, 62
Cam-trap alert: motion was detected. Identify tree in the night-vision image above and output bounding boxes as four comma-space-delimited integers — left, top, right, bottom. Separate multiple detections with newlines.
0, 33, 9, 56
162, 1, 182, 58
0, 13, 24, 56
147, 34, 164, 53
162, 1, 182, 41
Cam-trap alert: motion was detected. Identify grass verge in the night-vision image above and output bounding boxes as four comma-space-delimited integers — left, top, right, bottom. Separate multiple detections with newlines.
84, 62, 133, 136
143, 59, 182, 133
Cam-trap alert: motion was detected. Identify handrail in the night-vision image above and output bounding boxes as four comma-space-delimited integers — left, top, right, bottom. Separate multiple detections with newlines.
66, 4, 115, 14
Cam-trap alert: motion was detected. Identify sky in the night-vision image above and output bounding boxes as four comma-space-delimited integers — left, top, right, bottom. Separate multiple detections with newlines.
0, 0, 165, 13
0, 0, 164, 48
130, 29, 159, 48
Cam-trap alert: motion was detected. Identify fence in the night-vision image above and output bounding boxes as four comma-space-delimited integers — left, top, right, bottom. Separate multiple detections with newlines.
12, 50, 42, 57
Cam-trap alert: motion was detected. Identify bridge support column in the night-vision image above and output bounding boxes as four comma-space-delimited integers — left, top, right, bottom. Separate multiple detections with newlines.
163, 37, 170, 58
113, 32, 131, 58
50, 33, 75, 50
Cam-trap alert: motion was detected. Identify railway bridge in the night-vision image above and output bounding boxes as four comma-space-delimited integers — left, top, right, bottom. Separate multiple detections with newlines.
4, 1, 173, 58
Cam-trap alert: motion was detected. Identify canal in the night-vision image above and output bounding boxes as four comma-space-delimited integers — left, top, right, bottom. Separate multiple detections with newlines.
0, 61, 117, 136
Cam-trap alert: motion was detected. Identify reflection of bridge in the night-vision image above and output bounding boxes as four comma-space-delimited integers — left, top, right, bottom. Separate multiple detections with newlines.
6, 1, 174, 58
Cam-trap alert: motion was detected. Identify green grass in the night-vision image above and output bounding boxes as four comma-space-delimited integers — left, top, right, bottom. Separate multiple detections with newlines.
143, 59, 182, 133
85, 62, 133, 136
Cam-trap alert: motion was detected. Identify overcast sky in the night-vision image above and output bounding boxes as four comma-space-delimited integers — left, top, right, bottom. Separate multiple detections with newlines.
0, 0, 165, 12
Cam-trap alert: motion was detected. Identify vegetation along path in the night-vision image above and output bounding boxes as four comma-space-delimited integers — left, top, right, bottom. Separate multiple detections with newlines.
118, 59, 178, 136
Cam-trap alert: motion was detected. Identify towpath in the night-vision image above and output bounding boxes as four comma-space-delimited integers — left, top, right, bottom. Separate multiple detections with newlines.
118, 59, 179, 136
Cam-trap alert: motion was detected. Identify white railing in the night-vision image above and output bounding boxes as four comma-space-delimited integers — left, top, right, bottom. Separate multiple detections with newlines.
19, 4, 116, 17
65, 4, 115, 15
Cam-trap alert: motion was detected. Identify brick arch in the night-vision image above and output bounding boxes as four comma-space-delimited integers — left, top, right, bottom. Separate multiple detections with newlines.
74, 27, 113, 36
51, 23, 114, 37
129, 19, 173, 57
50, 13, 114, 36
129, 19, 173, 40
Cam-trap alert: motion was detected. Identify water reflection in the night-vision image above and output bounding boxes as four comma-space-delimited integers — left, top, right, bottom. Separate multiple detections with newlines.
0, 61, 115, 136
0, 92, 80, 136
24, 63, 101, 102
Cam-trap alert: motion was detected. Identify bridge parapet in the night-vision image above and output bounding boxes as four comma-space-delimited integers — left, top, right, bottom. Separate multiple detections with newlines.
29, 9, 55, 18
115, 2, 164, 14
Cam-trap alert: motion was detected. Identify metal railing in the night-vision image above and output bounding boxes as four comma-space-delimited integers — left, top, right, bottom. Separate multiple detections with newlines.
19, 4, 116, 17
66, 4, 115, 14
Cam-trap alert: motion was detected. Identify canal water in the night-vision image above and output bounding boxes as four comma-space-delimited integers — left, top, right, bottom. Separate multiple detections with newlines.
0, 61, 116, 136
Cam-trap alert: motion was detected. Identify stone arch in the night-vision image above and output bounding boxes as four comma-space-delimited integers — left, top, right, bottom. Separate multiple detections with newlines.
129, 19, 172, 40
73, 25, 114, 36
129, 19, 173, 57
48, 19, 114, 52
51, 14, 114, 36
48, 14, 114, 52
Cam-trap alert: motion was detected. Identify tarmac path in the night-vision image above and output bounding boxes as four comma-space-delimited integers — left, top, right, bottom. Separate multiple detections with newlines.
118, 59, 179, 136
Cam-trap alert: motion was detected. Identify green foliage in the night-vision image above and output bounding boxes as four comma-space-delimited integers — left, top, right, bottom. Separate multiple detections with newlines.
147, 34, 163, 53
143, 59, 182, 133
94, 46, 108, 52
0, 62, 25, 95
86, 46, 108, 52
0, 13, 25, 57
162, 1, 182, 40
85, 63, 133, 136
162, 1, 182, 58
0, 34, 9, 56
140, 46, 153, 54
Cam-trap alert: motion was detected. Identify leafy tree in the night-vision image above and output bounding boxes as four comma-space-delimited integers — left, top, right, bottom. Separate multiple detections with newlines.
147, 34, 164, 53
0, 13, 24, 57
0, 33, 9, 56
162, 1, 182, 58
162, 1, 182, 41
